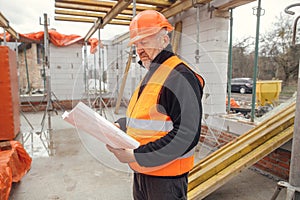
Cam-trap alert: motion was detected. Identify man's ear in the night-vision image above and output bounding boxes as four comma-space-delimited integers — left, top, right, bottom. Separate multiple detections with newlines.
163, 34, 169, 48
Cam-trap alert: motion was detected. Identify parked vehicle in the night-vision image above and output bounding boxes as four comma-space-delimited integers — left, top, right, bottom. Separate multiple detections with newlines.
230, 78, 253, 94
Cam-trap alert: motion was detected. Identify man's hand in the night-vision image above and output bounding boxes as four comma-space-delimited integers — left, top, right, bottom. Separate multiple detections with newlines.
106, 145, 136, 163
114, 123, 120, 129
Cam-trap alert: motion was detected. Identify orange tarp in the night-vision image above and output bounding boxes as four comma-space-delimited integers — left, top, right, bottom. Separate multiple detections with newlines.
0, 46, 20, 140
0, 141, 32, 200
0, 30, 100, 54
226, 98, 240, 108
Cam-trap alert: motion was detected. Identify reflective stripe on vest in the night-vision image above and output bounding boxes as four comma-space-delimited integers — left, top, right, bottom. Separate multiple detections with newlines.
126, 117, 173, 132
126, 56, 203, 176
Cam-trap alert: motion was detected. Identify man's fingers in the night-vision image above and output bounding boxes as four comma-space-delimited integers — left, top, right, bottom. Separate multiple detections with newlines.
106, 144, 114, 152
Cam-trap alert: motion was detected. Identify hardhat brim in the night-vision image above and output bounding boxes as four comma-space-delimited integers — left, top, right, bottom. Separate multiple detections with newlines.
128, 26, 174, 46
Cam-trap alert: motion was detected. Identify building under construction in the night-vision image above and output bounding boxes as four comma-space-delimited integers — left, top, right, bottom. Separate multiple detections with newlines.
0, 0, 300, 199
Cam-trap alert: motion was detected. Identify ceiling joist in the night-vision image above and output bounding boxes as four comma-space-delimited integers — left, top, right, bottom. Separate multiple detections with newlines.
55, 0, 158, 11
55, 15, 131, 26
0, 12, 9, 27
55, 9, 132, 21
0, 12, 19, 40
101, 0, 133, 28
55, 2, 130, 14
162, 0, 212, 18
53, 0, 256, 42
216, 0, 255, 11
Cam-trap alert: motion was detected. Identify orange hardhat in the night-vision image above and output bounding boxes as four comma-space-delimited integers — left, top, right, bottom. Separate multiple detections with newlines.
129, 10, 174, 45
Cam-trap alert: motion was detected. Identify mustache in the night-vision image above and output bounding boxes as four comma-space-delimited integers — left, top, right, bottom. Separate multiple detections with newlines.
139, 52, 149, 58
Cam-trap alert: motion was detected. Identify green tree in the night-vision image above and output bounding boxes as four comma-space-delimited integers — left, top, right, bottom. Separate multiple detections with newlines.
260, 13, 300, 84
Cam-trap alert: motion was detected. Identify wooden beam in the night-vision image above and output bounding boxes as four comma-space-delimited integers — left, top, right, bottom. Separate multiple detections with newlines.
171, 21, 182, 54
55, 2, 134, 15
6, 27, 19, 40
114, 46, 133, 114
84, 17, 102, 41
216, 0, 256, 11
109, 19, 130, 26
162, 0, 212, 18
189, 103, 296, 178
55, 0, 115, 8
55, 16, 95, 23
136, 0, 173, 7
0, 12, 9, 27
188, 103, 296, 191
55, 9, 132, 21
55, 9, 105, 18
55, 0, 157, 11
55, 16, 130, 26
83, 0, 132, 41
101, 0, 133, 28
0, 12, 19, 40
188, 126, 294, 199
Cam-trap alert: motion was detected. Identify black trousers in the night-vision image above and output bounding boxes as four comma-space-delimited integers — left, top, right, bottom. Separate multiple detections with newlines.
133, 172, 188, 200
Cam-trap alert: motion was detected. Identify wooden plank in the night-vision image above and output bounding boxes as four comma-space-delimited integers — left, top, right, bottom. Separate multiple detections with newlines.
0, 12, 19, 40
189, 110, 295, 180
55, 0, 115, 8
188, 125, 294, 199
84, 17, 102, 41
217, 0, 256, 11
190, 102, 296, 176
101, 0, 133, 28
114, 47, 132, 114
55, 2, 133, 15
55, 0, 157, 11
55, 9, 132, 21
6, 27, 19, 40
162, 0, 212, 18
55, 16, 95, 23
189, 112, 295, 190
0, 12, 9, 27
171, 21, 182, 54
136, 0, 173, 7
55, 9, 106, 18
110, 19, 130, 26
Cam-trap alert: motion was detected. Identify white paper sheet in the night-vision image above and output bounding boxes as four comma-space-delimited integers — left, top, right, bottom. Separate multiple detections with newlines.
62, 102, 139, 149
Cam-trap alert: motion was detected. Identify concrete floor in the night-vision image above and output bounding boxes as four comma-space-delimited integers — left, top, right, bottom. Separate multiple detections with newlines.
9, 108, 287, 200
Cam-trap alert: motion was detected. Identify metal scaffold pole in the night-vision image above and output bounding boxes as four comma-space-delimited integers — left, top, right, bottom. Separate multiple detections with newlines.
98, 27, 103, 115
288, 58, 300, 200
39, 13, 64, 156
250, 0, 262, 122
227, 8, 233, 113
284, 5, 300, 199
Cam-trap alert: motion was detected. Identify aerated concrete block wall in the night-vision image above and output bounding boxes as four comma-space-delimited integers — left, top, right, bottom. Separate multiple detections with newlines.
171, 7, 229, 117
50, 43, 85, 101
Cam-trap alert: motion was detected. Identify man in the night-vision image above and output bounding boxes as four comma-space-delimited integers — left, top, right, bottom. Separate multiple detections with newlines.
107, 10, 204, 200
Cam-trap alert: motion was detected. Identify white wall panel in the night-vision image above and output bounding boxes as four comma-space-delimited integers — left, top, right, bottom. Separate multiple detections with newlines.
49, 43, 85, 101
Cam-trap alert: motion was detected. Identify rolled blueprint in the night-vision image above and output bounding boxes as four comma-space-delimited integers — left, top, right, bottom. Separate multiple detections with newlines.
62, 102, 139, 149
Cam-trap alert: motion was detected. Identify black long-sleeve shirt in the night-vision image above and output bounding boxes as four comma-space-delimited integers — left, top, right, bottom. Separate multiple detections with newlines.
116, 44, 203, 168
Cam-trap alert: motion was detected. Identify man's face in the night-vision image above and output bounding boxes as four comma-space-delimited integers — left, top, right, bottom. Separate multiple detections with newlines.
134, 33, 165, 70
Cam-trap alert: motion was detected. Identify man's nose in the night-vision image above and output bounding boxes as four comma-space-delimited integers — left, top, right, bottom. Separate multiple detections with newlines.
136, 46, 144, 54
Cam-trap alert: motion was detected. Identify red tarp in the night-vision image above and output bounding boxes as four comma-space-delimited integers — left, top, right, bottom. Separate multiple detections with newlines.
0, 30, 100, 54
0, 141, 32, 200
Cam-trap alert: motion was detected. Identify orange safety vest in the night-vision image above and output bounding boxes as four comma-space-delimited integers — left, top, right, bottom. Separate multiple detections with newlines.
126, 56, 204, 176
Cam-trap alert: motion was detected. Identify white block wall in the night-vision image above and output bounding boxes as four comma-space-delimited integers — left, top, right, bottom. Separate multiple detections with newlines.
170, 6, 229, 117
49, 43, 85, 100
